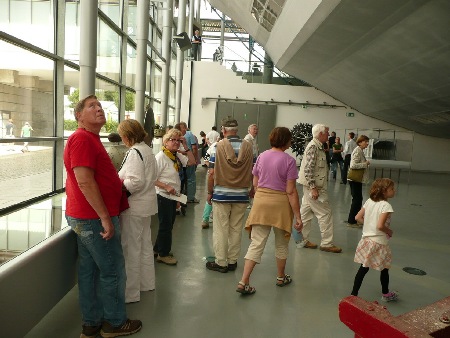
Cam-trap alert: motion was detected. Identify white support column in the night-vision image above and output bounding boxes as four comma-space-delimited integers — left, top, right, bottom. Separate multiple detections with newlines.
188, 0, 194, 50
175, 0, 187, 123
196, 0, 201, 58
196, 0, 201, 22
220, 13, 225, 64
160, 0, 174, 126
79, 0, 98, 99
135, 0, 150, 124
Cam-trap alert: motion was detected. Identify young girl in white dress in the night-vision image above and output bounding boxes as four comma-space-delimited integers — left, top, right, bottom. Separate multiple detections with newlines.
350, 178, 399, 302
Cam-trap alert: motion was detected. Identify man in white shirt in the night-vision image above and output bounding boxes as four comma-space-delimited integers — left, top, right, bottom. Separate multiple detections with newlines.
243, 124, 259, 209
244, 124, 259, 156
342, 132, 357, 184
206, 126, 220, 146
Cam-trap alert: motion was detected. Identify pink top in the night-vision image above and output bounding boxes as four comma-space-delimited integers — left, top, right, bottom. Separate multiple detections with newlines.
252, 150, 298, 191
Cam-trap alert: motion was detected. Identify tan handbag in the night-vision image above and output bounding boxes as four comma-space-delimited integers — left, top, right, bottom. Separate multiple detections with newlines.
347, 168, 364, 182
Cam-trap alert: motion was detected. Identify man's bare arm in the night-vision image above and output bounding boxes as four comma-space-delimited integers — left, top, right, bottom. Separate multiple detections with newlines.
73, 166, 114, 239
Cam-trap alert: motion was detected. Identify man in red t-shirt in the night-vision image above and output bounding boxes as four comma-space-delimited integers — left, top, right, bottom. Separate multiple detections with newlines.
64, 95, 141, 338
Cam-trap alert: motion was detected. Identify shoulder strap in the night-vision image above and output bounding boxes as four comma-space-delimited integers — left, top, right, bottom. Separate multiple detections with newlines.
118, 147, 143, 171
133, 148, 143, 161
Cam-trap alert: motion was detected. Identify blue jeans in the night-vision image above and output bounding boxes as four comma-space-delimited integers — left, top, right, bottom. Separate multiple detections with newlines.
186, 165, 197, 201
66, 216, 127, 327
331, 159, 344, 179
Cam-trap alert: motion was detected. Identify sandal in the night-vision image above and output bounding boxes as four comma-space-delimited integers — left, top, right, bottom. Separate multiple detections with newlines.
276, 274, 292, 287
236, 281, 256, 295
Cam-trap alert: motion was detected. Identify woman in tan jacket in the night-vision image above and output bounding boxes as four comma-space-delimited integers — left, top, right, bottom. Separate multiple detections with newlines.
347, 135, 370, 227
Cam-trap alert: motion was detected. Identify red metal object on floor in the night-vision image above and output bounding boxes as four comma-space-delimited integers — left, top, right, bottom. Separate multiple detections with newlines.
339, 296, 450, 338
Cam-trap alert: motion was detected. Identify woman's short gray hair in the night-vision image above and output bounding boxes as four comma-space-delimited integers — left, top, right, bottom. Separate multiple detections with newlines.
312, 124, 329, 138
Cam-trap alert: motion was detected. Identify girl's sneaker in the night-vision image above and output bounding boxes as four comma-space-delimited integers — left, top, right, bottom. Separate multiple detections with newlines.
381, 291, 399, 302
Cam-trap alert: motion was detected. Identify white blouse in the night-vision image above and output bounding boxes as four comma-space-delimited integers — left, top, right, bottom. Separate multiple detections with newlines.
155, 150, 188, 195
118, 142, 158, 216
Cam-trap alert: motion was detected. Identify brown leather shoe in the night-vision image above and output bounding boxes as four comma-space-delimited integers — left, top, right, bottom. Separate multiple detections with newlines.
303, 241, 318, 249
320, 245, 342, 253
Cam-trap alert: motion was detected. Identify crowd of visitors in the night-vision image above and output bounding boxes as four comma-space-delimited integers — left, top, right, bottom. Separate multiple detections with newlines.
64, 95, 397, 337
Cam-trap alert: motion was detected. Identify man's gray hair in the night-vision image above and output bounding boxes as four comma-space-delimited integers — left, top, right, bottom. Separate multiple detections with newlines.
312, 124, 329, 138
248, 124, 257, 131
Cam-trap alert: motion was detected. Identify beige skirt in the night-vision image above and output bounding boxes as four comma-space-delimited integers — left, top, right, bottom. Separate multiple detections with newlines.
354, 237, 392, 271
245, 188, 293, 237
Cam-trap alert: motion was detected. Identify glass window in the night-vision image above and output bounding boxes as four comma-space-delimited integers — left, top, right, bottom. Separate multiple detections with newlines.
32, 0, 52, 25
99, 0, 121, 28
169, 80, 175, 106
65, 0, 80, 64
0, 40, 55, 138
0, 195, 67, 265
0, 0, 10, 23
152, 65, 162, 100
167, 107, 175, 127
95, 79, 120, 134
10, 0, 31, 24
153, 29, 162, 57
128, 1, 137, 42
63, 65, 80, 137
152, 101, 161, 125
98, 19, 121, 83
125, 43, 136, 87
2, 0, 54, 52
124, 89, 135, 120
0, 140, 55, 209
0, 41, 55, 207
146, 60, 151, 94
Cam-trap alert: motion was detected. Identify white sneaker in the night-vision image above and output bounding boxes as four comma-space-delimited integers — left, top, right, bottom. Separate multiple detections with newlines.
296, 240, 306, 248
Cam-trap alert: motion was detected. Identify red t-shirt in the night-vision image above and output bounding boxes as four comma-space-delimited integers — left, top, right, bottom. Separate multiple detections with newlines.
64, 128, 122, 218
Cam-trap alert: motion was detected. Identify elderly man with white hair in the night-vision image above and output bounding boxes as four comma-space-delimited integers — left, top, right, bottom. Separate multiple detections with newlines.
297, 124, 342, 253
244, 123, 259, 156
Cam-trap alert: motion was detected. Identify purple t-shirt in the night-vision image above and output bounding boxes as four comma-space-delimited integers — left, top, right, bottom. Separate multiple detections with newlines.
252, 150, 298, 191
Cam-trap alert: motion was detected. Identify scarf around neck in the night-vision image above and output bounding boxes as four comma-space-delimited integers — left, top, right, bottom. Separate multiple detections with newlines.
162, 146, 185, 182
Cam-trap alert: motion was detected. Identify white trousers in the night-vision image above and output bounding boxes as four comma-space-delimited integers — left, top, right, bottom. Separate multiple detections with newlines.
120, 212, 155, 303
300, 186, 334, 247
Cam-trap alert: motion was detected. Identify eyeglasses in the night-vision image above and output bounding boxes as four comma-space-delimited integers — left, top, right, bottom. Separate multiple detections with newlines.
169, 138, 181, 142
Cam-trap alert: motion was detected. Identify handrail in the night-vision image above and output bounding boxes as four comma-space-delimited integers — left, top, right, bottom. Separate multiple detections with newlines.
202, 96, 346, 109
0, 136, 61, 143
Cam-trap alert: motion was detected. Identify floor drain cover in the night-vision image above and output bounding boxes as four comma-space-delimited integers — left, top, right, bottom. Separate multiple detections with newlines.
403, 267, 426, 275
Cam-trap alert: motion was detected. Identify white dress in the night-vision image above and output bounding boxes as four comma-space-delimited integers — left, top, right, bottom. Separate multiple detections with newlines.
354, 199, 394, 271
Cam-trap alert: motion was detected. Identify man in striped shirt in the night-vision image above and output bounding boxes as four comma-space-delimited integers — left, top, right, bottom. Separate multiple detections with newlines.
206, 116, 256, 273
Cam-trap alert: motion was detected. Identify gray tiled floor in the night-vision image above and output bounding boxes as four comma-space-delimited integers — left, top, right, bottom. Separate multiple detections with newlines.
26, 168, 450, 337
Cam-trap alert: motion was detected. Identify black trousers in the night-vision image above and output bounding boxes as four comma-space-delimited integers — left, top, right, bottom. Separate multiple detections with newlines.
342, 154, 351, 183
348, 181, 363, 224
154, 195, 177, 256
